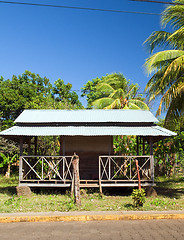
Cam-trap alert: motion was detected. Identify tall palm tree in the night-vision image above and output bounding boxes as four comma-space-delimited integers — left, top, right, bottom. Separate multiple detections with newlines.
144, 0, 184, 127
92, 75, 149, 110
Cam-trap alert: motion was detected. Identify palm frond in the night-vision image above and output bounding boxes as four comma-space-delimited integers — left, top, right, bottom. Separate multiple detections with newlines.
162, 54, 184, 84
161, 0, 184, 29
92, 97, 114, 109
96, 83, 115, 95
167, 27, 184, 50
164, 91, 184, 128
145, 50, 184, 74
144, 31, 172, 53
109, 88, 126, 99
126, 85, 139, 99
156, 76, 184, 116
104, 99, 121, 109
129, 99, 149, 110
128, 102, 141, 110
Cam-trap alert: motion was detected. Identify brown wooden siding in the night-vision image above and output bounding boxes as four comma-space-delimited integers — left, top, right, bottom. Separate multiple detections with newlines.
60, 136, 113, 179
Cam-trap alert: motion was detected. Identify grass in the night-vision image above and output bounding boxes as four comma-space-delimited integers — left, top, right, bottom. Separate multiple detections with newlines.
0, 175, 183, 213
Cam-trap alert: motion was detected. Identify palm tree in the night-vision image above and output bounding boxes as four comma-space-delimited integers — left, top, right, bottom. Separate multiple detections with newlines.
144, 0, 184, 127
92, 74, 149, 110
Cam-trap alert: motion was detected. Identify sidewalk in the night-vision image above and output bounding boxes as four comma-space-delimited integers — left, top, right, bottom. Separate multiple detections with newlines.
0, 210, 184, 223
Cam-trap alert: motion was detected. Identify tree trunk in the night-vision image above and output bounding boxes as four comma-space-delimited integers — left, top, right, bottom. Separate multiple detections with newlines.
72, 153, 81, 206
5, 163, 11, 178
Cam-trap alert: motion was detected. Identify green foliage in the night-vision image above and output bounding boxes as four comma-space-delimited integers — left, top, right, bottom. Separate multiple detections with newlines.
0, 153, 17, 167
154, 128, 184, 176
81, 77, 105, 109
0, 71, 83, 174
113, 136, 137, 155
0, 153, 18, 177
4, 195, 22, 207
144, 0, 184, 127
131, 189, 146, 207
82, 73, 148, 110
0, 175, 183, 212
0, 70, 83, 124
151, 198, 176, 207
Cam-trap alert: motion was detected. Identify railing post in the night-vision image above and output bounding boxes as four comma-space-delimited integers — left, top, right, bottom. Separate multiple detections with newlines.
99, 157, 102, 194
130, 157, 132, 179
108, 157, 111, 180
19, 156, 23, 182
63, 157, 65, 181
42, 157, 44, 180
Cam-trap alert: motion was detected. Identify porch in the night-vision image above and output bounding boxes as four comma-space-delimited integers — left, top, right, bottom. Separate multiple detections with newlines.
19, 154, 155, 189
0, 109, 176, 191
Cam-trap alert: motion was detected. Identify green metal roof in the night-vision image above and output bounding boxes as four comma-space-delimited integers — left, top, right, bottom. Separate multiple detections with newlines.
0, 125, 176, 137
0, 109, 176, 140
15, 109, 159, 123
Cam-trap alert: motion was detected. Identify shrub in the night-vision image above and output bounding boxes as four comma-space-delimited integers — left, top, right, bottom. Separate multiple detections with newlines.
131, 189, 146, 207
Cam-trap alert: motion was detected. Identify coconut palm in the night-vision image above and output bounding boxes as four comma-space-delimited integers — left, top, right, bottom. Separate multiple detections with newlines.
144, 0, 184, 127
92, 76, 149, 110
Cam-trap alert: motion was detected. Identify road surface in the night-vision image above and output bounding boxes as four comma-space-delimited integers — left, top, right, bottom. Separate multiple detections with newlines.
0, 219, 183, 240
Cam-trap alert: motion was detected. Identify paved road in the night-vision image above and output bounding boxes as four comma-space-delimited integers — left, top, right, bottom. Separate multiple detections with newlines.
0, 219, 183, 240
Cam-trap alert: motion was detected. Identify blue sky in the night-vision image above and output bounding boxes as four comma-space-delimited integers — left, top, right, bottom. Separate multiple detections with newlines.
0, 0, 168, 112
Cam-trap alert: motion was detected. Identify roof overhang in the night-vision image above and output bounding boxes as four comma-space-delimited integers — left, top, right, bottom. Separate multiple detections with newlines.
0, 125, 176, 143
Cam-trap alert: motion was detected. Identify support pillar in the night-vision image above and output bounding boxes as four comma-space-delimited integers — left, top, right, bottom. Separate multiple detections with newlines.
136, 136, 139, 156
19, 138, 23, 183
34, 136, 37, 156
59, 136, 62, 155
72, 153, 81, 206
150, 138, 154, 182
143, 138, 145, 155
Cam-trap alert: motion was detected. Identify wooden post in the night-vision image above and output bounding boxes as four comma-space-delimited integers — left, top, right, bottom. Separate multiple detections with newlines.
19, 138, 23, 183
59, 136, 62, 155
99, 157, 102, 194
136, 136, 139, 156
63, 137, 65, 155
150, 138, 154, 182
28, 138, 31, 155
135, 160, 141, 190
143, 138, 145, 155
34, 136, 37, 156
72, 153, 81, 206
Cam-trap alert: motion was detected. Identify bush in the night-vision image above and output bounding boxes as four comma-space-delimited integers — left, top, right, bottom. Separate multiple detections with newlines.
131, 189, 146, 207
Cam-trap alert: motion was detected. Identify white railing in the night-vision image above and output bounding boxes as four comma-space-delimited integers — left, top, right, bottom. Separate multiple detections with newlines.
99, 155, 152, 181
20, 156, 73, 181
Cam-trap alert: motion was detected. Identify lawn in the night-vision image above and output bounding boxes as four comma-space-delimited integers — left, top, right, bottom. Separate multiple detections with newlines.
0, 175, 183, 213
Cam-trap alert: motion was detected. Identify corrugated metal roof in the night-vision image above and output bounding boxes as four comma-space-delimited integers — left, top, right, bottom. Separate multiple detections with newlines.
15, 109, 159, 123
0, 125, 176, 137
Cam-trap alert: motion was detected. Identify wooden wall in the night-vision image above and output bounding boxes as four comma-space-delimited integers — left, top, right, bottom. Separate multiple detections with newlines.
60, 136, 113, 180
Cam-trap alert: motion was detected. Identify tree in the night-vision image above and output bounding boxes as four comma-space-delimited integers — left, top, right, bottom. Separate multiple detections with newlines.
83, 73, 149, 110
81, 77, 105, 109
144, 0, 184, 129
0, 71, 83, 175
0, 153, 18, 178
52, 79, 83, 109
0, 71, 83, 127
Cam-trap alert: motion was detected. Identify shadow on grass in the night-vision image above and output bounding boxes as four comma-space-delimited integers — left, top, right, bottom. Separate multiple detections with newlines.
155, 176, 184, 199
102, 187, 133, 196
155, 187, 184, 199
0, 186, 17, 196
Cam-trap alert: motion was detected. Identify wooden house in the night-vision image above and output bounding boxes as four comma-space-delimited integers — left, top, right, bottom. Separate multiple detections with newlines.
0, 109, 176, 190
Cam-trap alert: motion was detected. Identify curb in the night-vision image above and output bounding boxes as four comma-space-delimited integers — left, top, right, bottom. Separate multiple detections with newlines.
0, 213, 184, 223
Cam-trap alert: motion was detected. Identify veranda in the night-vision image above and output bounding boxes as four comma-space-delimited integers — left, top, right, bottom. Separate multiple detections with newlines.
0, 109, 176, 191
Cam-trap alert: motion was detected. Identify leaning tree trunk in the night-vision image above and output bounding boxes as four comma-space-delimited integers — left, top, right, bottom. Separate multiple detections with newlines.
5, 163, 11, 178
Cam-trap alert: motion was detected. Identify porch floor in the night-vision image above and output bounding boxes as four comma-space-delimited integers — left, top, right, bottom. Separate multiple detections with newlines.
19, 179, 155, 188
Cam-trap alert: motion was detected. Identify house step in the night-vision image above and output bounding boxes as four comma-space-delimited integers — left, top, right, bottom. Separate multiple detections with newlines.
80, 184, 99, 188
